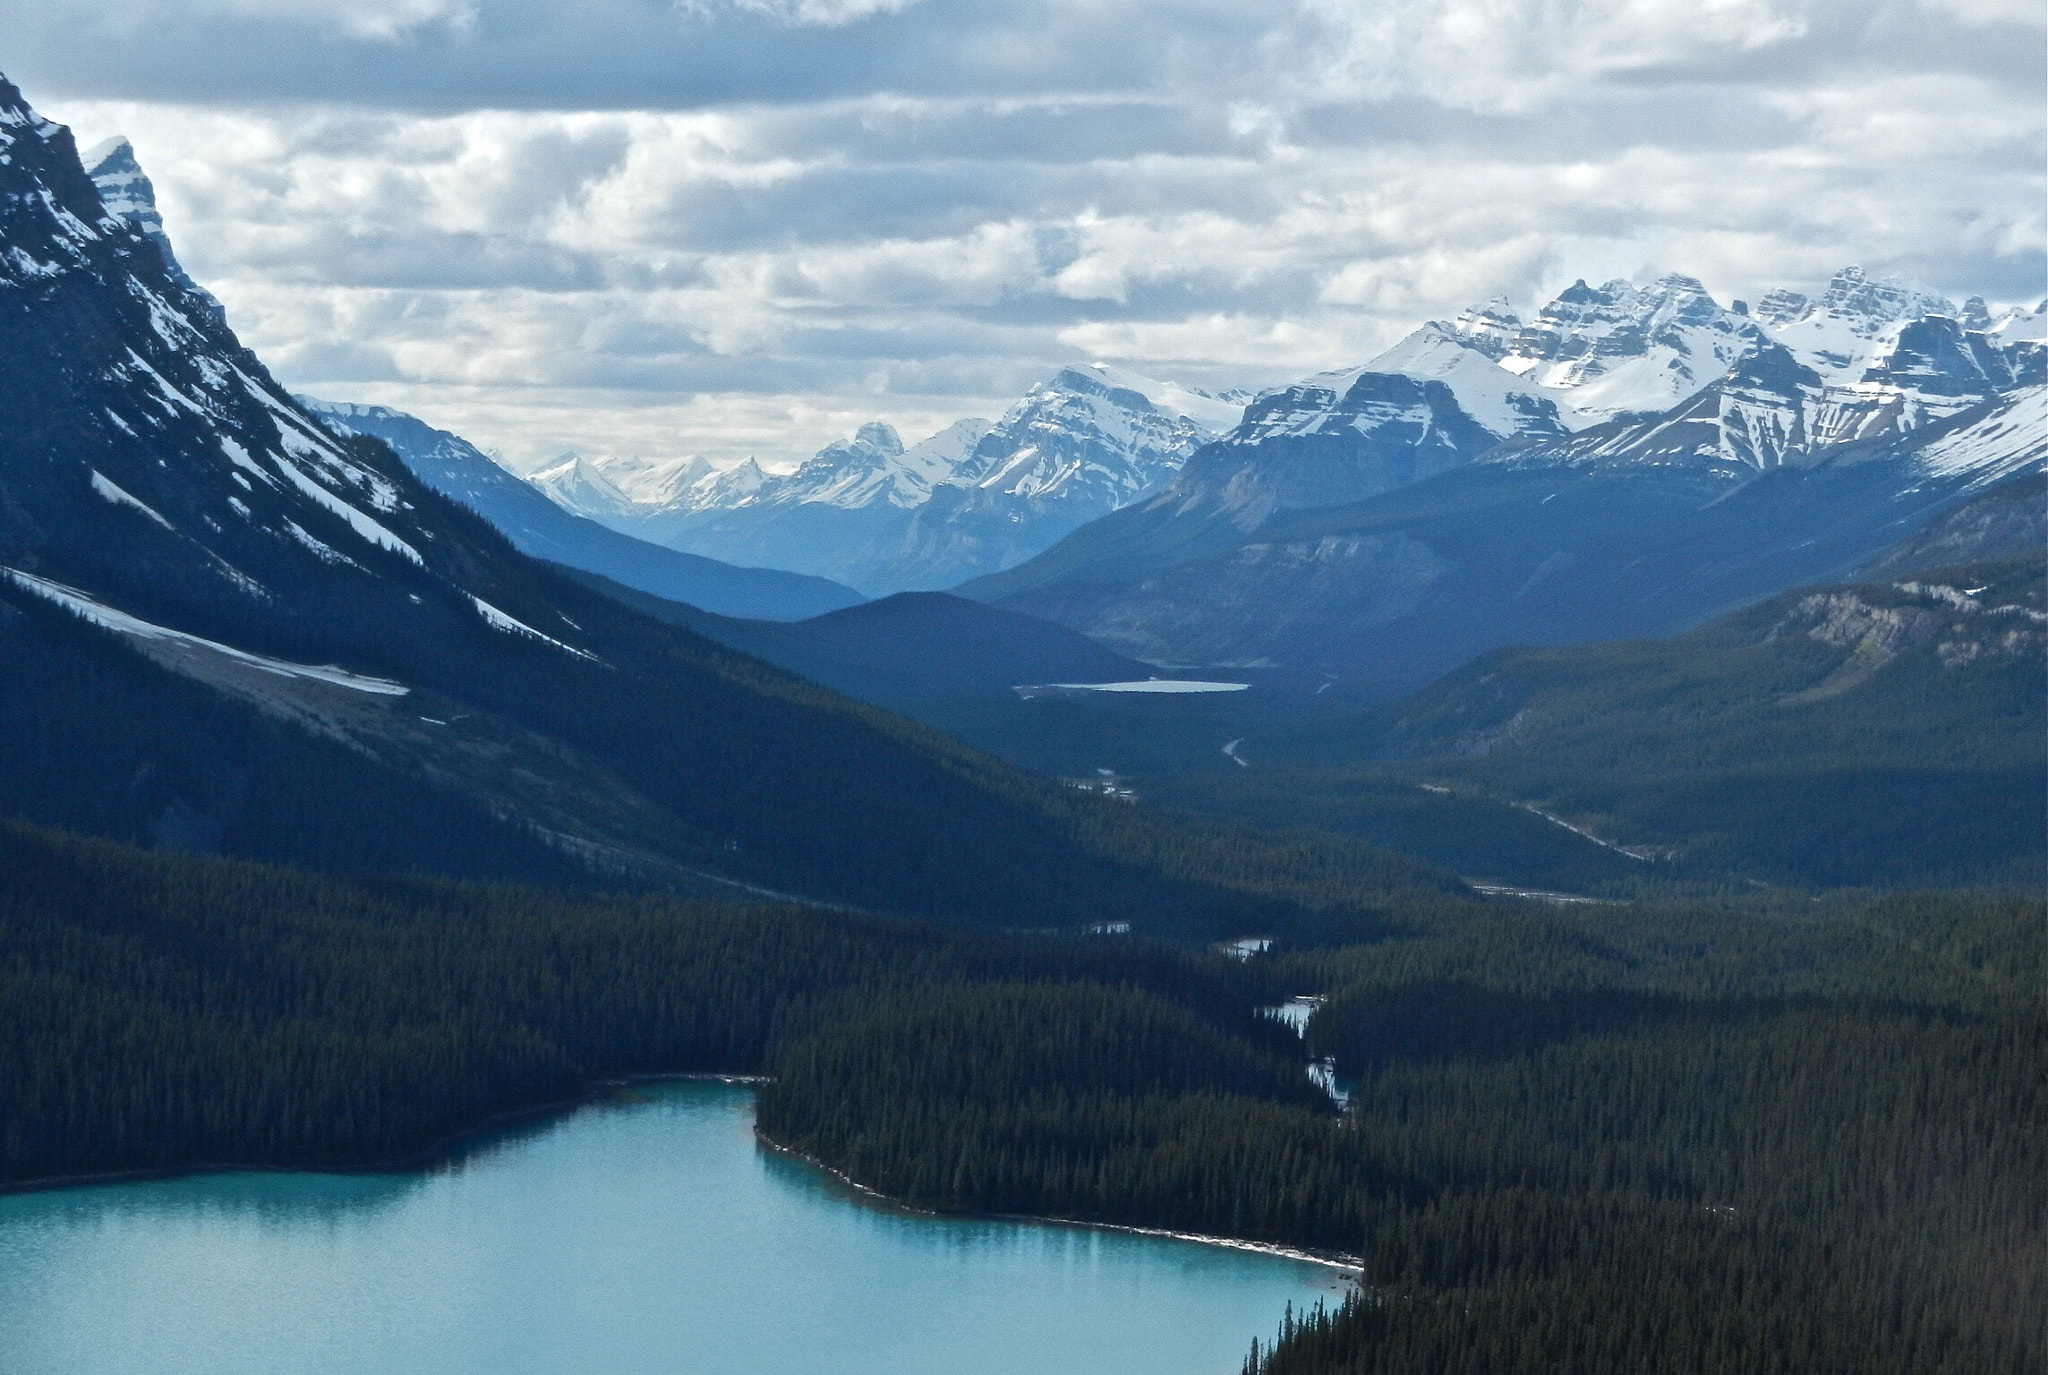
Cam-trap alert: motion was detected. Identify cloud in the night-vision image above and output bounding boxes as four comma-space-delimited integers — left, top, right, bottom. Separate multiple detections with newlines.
90, 0, 478, 42
1298, 0, 1814, 113
678, 0, 929, 27
17, 0, 2042, 467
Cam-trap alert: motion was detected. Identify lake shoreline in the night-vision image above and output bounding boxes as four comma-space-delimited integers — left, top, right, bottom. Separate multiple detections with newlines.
0, 1071, 768, 1197
4, 1075, 1361, 1279
755, 1130, 1364, 1273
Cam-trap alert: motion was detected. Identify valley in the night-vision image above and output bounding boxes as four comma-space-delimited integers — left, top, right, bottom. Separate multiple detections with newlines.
0, 44, 2040, 1375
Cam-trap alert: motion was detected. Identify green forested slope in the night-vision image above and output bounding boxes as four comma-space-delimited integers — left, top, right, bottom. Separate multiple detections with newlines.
1201, 553, 2047, 888
0, 819, 1275, 1181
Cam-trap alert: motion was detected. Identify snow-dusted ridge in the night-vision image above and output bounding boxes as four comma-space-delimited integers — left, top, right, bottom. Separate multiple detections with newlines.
1905, 386, 2048, 489
1240, 267, 2044, 486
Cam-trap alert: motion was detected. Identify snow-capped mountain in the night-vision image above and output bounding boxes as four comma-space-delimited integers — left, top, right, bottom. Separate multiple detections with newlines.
960, 268, 2044, 690
1758, 266, 1956, 380
576, 419, 998, 592
971, 383, 2047, 695
529, 452, 716, 527
73, 127, 858, 623
542, 364, 1241, 594
0, 89, 486, 629
709, 419, 979, 514
1162, 266, 2042, 522
867, 364, 1236, 590
950, 363, 1225, 511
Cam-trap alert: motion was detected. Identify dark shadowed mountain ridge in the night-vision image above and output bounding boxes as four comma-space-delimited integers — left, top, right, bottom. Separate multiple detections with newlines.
557, 571, 1154, 710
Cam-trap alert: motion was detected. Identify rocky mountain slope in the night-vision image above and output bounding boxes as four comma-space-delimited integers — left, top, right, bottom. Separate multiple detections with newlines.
1136, 475, 2046, 892
80, 137, 862, 624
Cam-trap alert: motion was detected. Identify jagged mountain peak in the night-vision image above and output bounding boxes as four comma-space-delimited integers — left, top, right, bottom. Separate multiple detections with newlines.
951, 362, 1225, 499
1753, 287, 1811, 327
1814, 264, 1951, 325
843, 421, 905, 457
1763, 265, 1957, 381
81, 134, 227, 324
1491, 272, 1768, 419
1446, 296, 1521, 360
0, 73, 608, 666
530, 452, 632, 517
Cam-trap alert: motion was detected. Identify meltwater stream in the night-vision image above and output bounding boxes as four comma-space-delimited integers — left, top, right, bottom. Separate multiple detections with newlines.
0, 1080, 1348, 1375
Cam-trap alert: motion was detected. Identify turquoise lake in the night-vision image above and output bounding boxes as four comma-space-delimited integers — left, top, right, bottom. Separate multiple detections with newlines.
0, 1080, 1349, 1374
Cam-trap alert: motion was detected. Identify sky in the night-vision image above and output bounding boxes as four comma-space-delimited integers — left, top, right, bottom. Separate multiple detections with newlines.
7, 0, 2043, 469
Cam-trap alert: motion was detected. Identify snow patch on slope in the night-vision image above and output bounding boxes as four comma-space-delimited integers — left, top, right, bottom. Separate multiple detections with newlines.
1907, 386, 2048, 487
271, 456, 423, 564
468, 594, 598, 661
3, 568, 409, 695
89, 471, 173, 529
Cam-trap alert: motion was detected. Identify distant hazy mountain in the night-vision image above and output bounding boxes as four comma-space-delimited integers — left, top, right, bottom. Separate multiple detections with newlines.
605, 419, 994, 593
531, 363, 1244, 594
300, 400, 863, 621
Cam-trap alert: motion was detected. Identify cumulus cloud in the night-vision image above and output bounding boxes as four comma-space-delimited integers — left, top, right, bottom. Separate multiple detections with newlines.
17, 0, 2043, 466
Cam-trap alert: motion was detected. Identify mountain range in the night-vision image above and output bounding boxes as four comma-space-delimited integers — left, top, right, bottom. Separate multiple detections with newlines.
3, 63, 2040, 900
959, 269, 2044, 702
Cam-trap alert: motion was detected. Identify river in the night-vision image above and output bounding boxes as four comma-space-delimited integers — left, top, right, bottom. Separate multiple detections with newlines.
0, 1080, 1348, 1375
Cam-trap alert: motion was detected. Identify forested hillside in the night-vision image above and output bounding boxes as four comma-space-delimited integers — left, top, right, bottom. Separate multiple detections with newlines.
1172, 547, 2046, 890
4, 820, 2036, 1375
0, 820, 1271, 1181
